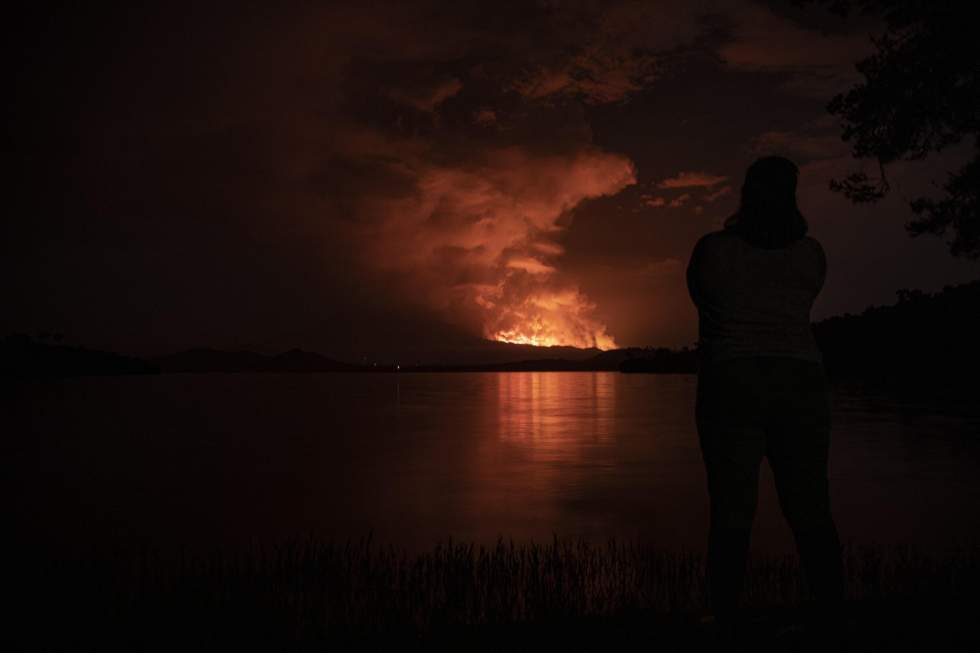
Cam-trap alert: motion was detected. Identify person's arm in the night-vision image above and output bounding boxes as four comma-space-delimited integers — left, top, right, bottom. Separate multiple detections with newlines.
686, 236, 706, 308
812, 237, 827, 298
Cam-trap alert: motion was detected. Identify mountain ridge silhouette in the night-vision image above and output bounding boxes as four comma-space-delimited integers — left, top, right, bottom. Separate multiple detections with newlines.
4, 279, 977, 381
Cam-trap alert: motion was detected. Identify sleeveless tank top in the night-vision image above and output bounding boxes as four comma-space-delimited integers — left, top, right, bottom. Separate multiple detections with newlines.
686, 229, 826, 365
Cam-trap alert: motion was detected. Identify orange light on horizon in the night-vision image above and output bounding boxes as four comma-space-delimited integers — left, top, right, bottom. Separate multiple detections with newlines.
492, 330, 564, 349
487, 299, 619, 350
492, 329, 618, 350
480, 285, 619, 351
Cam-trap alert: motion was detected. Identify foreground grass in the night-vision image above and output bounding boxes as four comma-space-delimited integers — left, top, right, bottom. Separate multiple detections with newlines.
11, 535, 980, 651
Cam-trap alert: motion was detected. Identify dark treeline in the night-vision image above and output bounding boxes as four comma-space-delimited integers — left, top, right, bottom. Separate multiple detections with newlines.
617, 347, 699, 373
622, 280, 980, 386
812, 279, 980, 389
4, 280, 977, 381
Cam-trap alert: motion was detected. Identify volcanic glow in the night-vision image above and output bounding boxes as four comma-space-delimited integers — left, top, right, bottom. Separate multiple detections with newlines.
492, 326, 617, 350
482, 287, 619, 350
363, 144, 635, 351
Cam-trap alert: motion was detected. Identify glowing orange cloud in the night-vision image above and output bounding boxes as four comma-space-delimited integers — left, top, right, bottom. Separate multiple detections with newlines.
363, 145, 636, 349
656, 171, 728, 189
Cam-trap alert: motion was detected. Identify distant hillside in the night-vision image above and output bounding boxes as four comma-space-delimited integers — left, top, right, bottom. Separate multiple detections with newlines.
153, 348, 358, 373
1, 335, 159, 377
617, 347, 698, 373
7, 280, 976, 380
399, 348, 635, 372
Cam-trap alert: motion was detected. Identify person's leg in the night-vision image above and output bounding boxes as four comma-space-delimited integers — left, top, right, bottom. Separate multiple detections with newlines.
699, 422, 765, 623
766, 361, 844, 618
696, 359, 767, 625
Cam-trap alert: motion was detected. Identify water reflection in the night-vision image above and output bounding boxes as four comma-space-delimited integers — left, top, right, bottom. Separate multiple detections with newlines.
495, 372, 616, 461
9, 372, 980, 557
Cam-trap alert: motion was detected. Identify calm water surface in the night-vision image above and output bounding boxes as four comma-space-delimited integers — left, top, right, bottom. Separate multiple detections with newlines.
9, 372, 980, 555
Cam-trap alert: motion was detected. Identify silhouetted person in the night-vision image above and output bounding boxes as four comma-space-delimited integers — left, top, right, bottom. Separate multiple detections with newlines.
687, 156, 844, 640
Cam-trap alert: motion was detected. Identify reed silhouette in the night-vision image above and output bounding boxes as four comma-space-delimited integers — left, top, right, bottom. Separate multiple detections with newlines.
9, 535, 979, 651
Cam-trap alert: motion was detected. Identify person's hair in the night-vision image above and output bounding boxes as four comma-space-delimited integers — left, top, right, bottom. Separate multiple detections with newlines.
723, 156, 808, 248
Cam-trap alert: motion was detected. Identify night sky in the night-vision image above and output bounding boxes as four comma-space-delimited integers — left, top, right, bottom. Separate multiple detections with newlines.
6, 1, 978, 363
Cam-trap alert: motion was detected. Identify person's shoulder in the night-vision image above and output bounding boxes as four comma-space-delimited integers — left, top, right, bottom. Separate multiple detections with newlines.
689, 230, 738, 274
799, 235, 826, 258
695, 229, 737, 249
693, 229, 740, 257
800, 234, 823, 249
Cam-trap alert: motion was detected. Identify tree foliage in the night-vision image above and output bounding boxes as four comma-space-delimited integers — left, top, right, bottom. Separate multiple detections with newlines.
803, 1, 979, 258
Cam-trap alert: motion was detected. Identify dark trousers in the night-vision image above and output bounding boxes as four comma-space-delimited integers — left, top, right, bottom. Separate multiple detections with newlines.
696, 356, 844, 621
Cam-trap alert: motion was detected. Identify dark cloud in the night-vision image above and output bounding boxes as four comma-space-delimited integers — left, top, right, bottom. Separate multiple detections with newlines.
5, 0, 977, 360
655, 171, 729, 189
751, 130, 848, 160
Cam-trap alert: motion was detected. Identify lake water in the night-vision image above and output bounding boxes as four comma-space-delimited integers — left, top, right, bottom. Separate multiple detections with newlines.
9, 372, 980, 556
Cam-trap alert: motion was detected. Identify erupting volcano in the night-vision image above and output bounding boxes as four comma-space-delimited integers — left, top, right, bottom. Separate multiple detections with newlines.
482, 287, 618, 350
363, 146, 635, 353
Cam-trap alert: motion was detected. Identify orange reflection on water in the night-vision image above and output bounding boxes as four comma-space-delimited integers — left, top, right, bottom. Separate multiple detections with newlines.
495, 372, 616, 462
